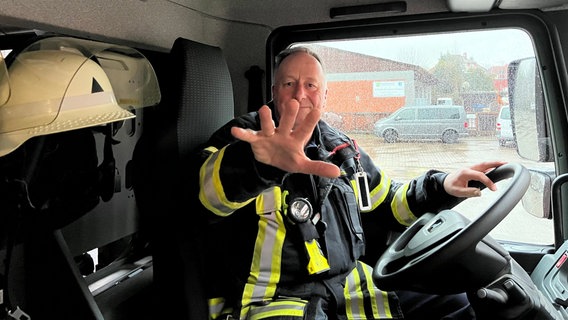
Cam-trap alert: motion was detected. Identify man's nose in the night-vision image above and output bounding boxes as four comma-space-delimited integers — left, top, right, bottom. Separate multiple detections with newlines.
293, 84, 307, 100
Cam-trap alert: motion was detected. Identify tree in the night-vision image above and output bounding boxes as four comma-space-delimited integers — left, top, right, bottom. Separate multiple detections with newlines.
430, 53, 494, 106
465, 67, 495, 91
431, 53, 465, 104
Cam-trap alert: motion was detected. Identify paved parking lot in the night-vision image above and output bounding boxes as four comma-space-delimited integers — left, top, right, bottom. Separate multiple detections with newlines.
351, 133, 524, 181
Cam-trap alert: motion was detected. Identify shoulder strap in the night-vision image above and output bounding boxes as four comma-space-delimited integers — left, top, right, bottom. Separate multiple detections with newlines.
317, 121, 359, 177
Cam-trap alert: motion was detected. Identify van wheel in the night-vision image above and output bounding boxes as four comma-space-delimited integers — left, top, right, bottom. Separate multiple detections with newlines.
383, 129, 398, 143
442, 130, 458, 143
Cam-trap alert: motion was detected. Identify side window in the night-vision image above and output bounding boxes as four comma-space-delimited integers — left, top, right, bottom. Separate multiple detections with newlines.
299, 28, 555, 245
443, 108, 460, 119
416, 108, 434, 120
397, 109, 414, 120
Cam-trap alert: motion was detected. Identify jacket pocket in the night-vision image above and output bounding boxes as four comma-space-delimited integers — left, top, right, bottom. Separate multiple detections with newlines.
247, 298, 308, 320
324, 181, 365, 270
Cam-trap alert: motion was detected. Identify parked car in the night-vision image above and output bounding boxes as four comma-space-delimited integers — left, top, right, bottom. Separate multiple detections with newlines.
373, 105, 469, 143
496, 105, 515, 146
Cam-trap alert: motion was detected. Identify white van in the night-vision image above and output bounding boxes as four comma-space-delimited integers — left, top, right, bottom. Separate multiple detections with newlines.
373, 105, 469, 143
496, 105, 515, 146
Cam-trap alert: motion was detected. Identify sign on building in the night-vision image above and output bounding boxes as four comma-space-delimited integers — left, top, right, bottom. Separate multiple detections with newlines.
373, 81, 405, 97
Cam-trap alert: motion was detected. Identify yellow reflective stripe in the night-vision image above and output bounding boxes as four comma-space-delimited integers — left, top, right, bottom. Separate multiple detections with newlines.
240, 189, 286, 319
345, 265, 365, 319
204, 146, 218, 153
350, 170, 391, 213
208, 297, 227, 319
391, 183, 416, 226
248, 299, 307, 320
369, 170, 392, 210
345, 262, 393, 319
199, 145, 254, 216
256, 187, 281, 214
360, 261, 392, 318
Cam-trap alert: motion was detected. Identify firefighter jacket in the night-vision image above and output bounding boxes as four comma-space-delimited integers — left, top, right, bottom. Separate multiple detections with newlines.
196, 105, 463, 319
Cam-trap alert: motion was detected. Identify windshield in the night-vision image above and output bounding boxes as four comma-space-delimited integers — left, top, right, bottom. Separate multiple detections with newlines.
295, 28, 555, 245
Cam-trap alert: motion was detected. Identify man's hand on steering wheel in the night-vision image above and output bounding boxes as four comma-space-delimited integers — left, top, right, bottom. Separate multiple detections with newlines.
444, 161, 507, 198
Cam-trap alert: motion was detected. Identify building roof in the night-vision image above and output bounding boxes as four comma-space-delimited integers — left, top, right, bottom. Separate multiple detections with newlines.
308, 44, 439, 85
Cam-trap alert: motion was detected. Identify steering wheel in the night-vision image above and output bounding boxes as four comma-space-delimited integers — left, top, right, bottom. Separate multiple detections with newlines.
372, 162, 531, 294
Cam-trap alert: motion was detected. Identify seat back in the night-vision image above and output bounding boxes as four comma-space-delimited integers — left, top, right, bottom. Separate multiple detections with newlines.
133, 37, 235, 319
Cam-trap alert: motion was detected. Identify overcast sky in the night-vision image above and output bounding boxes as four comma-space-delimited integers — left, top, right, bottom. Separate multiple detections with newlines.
321, 29, 535, 69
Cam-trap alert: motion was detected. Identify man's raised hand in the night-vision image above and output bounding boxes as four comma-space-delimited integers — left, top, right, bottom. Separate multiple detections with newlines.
231, 100, 340, 178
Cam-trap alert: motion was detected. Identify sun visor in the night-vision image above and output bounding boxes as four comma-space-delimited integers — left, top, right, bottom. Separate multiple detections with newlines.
0, 36, 161, 157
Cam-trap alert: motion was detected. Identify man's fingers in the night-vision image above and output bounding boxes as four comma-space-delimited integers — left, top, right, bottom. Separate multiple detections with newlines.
232, 102, 337, 179
299, 160, 340, 179
278, 100, 299, 132
468, 161, 507, 191
293, 106, 322, 139
475, 173, 498, 191
457, 187, 482, 197
231, 126, 257, 143
470, 161, 508, 173
258, 105, 276, 136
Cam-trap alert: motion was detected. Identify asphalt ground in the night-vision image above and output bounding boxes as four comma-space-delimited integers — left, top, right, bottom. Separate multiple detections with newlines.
351, 133, 525, 181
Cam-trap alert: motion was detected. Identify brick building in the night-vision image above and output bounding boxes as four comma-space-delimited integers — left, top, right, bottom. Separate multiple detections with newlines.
309, 45, 439, 132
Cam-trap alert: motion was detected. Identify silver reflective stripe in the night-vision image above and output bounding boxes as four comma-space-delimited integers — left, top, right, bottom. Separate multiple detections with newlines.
240, 188, 286, 319
345, 262, 393, 319
208, 297, 226, 319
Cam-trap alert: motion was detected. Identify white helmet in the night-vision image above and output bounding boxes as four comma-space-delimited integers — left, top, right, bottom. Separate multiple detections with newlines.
0, 36, 161, 157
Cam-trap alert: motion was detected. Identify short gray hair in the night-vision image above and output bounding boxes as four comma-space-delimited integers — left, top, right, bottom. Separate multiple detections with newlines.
274, 46, 324, 71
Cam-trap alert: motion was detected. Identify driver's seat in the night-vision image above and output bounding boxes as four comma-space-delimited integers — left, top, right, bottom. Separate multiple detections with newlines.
133, 37, 234, 319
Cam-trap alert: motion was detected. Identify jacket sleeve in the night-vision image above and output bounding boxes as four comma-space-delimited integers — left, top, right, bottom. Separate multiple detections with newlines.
196, 112, 287, 217
359, 146, 461, 227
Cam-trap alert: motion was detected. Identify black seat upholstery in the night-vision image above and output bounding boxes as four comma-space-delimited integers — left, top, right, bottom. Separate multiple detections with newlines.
133, 37, 235, 319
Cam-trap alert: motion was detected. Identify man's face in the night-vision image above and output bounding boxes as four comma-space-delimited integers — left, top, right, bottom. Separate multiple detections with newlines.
272, 51, 327, 129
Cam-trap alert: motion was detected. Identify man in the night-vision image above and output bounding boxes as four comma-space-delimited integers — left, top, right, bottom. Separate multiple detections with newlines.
197, 46, 502, 319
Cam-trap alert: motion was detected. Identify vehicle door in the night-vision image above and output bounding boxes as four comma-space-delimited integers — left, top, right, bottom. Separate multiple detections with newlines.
392, 107, 416, 138
414, 106, 439, 139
